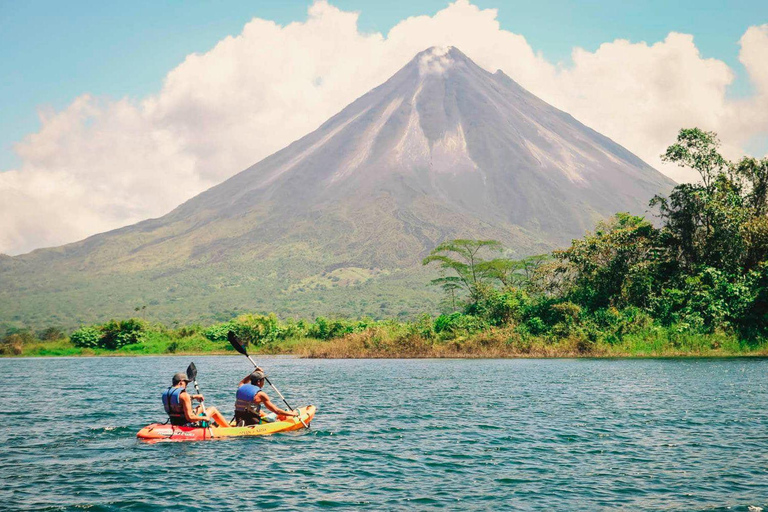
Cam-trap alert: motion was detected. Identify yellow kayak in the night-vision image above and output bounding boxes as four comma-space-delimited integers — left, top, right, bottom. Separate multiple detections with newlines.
137, 405, 316, 441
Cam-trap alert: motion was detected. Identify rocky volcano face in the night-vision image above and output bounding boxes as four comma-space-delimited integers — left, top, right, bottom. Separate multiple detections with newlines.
171, 46, 670, 247
0, 47, 674, 326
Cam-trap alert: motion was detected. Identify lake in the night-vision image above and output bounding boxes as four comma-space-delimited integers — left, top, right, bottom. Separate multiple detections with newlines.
1, 356, 767, 510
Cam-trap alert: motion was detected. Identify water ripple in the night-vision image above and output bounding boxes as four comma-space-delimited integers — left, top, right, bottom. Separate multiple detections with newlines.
0, 357, 767, 510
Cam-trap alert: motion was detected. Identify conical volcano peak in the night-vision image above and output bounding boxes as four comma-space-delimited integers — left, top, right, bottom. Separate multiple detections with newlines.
176, 44, 672, 229
0, 46, 676, 326
418, 46, 455, 75
413, 46, 476, 76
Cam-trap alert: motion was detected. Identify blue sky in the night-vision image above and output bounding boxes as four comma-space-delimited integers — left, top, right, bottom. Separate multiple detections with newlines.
1, 0, 766, 170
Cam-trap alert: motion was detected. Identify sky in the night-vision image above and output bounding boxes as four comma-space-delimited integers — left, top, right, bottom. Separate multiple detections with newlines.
0, 0, 767, 255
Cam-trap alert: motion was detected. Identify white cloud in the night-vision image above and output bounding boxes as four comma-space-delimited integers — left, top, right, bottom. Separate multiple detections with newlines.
1, 1, 767, 255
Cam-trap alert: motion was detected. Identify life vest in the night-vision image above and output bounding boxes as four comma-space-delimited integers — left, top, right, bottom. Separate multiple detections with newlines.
235, 383, 263, 415
162, 387, 186, 425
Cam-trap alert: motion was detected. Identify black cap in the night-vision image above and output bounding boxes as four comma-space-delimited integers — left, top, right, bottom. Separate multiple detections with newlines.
172, 372, 191, 385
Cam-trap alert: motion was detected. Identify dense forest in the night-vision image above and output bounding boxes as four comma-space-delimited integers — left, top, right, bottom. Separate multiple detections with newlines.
3, 128, 767, 357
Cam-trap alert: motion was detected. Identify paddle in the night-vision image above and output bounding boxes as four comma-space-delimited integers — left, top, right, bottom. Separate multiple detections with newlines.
227, 330, 308, 428
186, 362, 206, 415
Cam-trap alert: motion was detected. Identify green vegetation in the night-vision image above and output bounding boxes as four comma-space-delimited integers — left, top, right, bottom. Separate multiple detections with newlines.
2, 128, 767, 358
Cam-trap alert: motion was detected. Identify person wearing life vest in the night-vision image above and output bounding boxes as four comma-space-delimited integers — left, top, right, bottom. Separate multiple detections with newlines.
234, 369, 299, 426
162, 372, 227, 427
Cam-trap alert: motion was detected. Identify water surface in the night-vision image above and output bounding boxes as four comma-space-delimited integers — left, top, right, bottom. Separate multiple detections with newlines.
1, 357, 767, 510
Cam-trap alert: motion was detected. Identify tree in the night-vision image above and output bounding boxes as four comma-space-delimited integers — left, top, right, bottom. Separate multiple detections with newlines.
553, 213, 661, 310
39, 327, 64, 341
422, 239, 503, 302
481, 258, 524, 287
661, 128, 727, 192
733, 156, 768, 216
653, 128, 750, 273
429, 275, 462, 311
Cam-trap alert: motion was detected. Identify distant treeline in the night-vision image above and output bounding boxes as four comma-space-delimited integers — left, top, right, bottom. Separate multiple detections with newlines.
2, 128, 767, 358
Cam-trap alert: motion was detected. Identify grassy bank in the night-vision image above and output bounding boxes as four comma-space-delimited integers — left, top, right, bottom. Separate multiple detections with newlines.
5, 317, 768, 358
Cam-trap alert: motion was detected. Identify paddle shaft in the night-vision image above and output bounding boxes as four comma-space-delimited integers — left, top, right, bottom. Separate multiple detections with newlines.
244, 354, 293, 410
192, 379, 206, 414
244, 354, 308, 428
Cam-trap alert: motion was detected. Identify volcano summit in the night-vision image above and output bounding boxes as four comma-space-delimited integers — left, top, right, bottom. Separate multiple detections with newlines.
0, 47, 674, 325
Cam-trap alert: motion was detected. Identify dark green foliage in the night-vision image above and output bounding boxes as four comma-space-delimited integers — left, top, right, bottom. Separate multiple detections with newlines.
70, 327, 102, 348
545, 128, 768, 340
100, 319, 147, 349
742, 263, 768, 339
174, 324, 201, 338
308, 317, 378, 340
433, 312, 487, 336
553, 213, 661, 310
661, 128, 727, 191
422, 129, 768, 344
232, 314, 296, 346
467, 287, 529, 326
70, 320, 146, 349
203, 322, 236, 343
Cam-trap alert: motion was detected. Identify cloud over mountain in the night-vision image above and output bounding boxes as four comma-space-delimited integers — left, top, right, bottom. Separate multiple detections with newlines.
1, 0, 766, 255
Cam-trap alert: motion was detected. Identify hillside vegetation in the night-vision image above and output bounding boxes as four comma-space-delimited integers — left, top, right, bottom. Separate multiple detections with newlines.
3, 129, 766, 358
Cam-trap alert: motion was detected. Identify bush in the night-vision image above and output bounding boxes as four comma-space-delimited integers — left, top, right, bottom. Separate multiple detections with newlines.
100, 319, 147, 349
468, 288, 528, 326
433, 313, 488, 338
407, 314, 436, 340
70, 326, 102, 348
234, 313, 288, 346
522, 316, 547, 336
0, 333, 26, 355
308, 317, 370, 340
175, 324, 202, 338
203, 322, 236, 343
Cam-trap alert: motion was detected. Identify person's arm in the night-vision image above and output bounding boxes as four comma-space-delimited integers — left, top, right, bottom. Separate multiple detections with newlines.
237, 367, 263, 387
181, 391, 210, 423
258, 392, 298, 417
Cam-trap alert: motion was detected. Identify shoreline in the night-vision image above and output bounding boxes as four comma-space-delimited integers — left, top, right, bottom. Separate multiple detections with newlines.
6, 324, 768, 360
5, 347, 768, 359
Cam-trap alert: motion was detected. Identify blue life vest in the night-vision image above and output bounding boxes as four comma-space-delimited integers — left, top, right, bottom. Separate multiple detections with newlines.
162, 387, 186, 424
235, 383, 263, 414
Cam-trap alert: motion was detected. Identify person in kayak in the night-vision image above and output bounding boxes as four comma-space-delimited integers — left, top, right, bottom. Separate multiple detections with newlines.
162, 372, 228, 427
234, 370, 299, 426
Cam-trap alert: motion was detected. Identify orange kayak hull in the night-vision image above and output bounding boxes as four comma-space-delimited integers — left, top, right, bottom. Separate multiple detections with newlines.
137, 405, 316, 442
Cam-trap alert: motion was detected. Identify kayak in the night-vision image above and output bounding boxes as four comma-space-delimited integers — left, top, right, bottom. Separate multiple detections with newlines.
136, 405, 316, 442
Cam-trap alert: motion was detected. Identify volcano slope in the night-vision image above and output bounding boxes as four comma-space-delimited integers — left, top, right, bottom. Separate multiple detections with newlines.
0, 47, 674, 328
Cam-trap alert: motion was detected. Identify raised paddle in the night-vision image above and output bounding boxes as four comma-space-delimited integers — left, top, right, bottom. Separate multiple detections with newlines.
227, 330, 308, 428
186, 362, 206, 415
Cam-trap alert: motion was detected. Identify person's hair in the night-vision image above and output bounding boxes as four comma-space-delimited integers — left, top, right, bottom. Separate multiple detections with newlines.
250, 375, 264, 385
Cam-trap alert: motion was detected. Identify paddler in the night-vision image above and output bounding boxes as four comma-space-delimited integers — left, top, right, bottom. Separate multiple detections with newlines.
162, 372, 228, 427
234, 370, 299, 426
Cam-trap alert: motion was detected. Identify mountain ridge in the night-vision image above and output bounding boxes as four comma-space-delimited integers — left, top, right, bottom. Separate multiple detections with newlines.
0, 47, 674, 327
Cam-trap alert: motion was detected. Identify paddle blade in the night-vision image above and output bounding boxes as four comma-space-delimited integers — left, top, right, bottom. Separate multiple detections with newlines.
228, 330, 247, 356
186, 362, 197, 382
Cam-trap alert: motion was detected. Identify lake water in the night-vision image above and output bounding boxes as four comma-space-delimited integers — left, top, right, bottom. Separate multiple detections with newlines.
1, 356, 767, 510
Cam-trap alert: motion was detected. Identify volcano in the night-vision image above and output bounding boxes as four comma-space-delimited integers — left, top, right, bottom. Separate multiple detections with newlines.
0, 47, 674, 326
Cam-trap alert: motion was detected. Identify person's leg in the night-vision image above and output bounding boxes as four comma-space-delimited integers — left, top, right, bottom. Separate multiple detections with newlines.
205, 406, 230, 427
